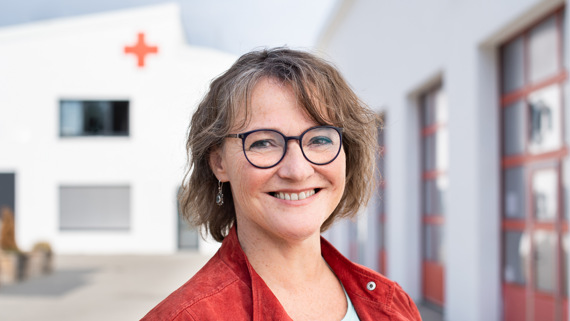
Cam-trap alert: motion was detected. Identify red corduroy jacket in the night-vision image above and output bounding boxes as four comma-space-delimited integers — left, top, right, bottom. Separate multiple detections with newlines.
142, 226, 421, 321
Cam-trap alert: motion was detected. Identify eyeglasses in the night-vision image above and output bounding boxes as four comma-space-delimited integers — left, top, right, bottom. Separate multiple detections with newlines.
226, 126, 343, 169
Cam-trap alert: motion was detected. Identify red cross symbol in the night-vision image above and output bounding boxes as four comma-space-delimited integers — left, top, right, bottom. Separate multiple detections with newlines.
124, 33, 158, 68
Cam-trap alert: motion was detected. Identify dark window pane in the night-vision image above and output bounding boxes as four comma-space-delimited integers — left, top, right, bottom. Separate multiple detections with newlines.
421, 94, 434, 127
423, 224, 444, 263
532, 168, 558, 221
503, 100, 525, 156
60, 100, 130, 137
533, 230, 557, 292
424, 179, 434, 215
112, 101, 129, 134
503, 231, 528, 285
528, 85, 562, 154
563, 233, 569, 297
83, 101, 110, 135
504, 167, 526, 218
423, 225, 433, 260
529, 17, 559, 83
502, 36, 525, 93
423, 134, 436, 171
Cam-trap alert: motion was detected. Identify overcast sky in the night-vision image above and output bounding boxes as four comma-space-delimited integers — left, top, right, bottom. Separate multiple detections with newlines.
0, 0, 337, 55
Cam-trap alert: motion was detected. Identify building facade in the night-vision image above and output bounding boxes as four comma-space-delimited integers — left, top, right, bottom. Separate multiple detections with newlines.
0, 4, 235, 255
319, 0, 570, 320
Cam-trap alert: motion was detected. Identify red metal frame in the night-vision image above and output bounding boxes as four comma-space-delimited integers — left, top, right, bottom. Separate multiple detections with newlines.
421, 85, 446, 307
500, 7, 568, 321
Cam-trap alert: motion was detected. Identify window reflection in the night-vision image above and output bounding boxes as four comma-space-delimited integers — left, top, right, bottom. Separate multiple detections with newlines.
529, 17, 559, 83
503, 231, 530, 285
436, 176, 447, 215
423, 134, 435, 171
528, 85, 562, 154
504, 167, 526, 219
424, 180, 434, 214
436, 128, 449, 171
533, 230, 557, 293
424, 225, 445, 264
502, 36, 525, 93
502, 101, 525, 156
60, 100, 130, 137
532, 169, 558, 221
421, 94, 435, 127
561, 233, 570, 298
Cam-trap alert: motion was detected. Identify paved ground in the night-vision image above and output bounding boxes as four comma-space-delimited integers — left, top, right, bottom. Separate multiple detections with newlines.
0, 253, 443, 321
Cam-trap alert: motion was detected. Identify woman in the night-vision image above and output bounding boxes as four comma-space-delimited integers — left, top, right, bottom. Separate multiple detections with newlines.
142, 48, 421, 321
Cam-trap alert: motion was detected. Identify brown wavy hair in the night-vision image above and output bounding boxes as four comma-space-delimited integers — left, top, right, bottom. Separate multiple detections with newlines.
180, 47, 380, 242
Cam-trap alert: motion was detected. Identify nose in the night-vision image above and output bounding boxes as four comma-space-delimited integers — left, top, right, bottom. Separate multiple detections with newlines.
276, 139, 314, 181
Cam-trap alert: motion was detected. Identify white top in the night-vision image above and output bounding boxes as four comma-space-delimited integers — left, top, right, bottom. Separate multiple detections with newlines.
341, 285, 360, 321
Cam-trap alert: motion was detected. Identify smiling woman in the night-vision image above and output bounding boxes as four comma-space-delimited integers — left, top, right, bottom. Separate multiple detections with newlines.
142, 48, 421, 321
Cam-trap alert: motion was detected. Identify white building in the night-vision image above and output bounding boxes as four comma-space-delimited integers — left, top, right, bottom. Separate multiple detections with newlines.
0, 4, 235, 255
319, 0, 570, 320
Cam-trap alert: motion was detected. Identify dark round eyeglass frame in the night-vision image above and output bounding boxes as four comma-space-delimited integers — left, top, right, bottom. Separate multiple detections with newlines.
226, 126, 344, 169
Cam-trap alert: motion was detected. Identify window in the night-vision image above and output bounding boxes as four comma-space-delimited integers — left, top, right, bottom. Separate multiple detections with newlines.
177, 188, 199, 250
60, 100, 129, 137
500, 8, 568, 321
0, 173, 15, 215
59, 186, 130, 230
421, 84, 447, 308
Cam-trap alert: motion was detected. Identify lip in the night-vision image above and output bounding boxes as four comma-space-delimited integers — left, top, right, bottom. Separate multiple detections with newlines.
269, 187, 321, 194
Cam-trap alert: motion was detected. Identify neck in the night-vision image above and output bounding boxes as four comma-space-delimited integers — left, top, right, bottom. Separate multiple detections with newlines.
235, 216, 328, 290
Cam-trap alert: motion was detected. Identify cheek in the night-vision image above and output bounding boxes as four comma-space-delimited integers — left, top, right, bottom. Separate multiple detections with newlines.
223, 148, 271, 206
333, 150, 347, 188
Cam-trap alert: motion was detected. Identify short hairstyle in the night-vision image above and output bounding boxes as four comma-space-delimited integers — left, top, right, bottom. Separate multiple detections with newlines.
180, 47, 380, 242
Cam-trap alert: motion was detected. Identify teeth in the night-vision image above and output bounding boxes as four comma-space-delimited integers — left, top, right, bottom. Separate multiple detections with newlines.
273, 189, 316, 201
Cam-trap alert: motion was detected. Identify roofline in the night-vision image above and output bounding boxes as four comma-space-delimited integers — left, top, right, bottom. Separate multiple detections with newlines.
0, 3, 180, 42
315, 0, 357, 52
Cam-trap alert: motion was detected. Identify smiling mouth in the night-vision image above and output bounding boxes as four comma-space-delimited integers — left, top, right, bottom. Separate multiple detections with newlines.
270, 189, 320, 201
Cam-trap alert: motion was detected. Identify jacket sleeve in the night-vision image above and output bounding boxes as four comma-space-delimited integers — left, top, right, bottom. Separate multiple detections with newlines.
392, 283, 422, 321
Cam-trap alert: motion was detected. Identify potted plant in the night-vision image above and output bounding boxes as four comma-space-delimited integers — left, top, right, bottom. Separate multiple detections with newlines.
0, 207, 28, 284
26, 242, 53, 278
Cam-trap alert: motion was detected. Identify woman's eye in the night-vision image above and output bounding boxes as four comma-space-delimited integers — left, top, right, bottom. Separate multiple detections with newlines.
309, 136, 333, 145
249, 140, 273, 149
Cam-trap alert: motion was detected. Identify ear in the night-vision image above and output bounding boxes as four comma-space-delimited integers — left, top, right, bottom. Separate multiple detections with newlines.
209, 147, 230, 182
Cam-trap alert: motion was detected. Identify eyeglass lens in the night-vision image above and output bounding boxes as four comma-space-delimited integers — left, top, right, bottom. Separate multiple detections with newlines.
243, 127, 341, 168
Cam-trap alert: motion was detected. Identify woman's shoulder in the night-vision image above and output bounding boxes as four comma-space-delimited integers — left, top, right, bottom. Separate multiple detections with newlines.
140, 252, 253, 321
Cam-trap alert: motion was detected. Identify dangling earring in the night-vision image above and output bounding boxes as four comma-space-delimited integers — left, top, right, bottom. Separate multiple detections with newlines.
216, 180, 224, 206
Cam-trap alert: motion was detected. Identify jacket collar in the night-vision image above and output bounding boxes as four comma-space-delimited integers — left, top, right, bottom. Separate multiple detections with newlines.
219, 225, 395, 320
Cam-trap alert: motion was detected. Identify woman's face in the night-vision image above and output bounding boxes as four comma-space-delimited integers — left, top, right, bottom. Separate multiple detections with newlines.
211, 77, 346, 241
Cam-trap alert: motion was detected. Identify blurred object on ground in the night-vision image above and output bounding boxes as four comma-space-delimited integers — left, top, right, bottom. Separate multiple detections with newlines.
0, 207, 53, 284
0, 252, 211, 321
26, 242, 54, 278
0, 207, 18, 252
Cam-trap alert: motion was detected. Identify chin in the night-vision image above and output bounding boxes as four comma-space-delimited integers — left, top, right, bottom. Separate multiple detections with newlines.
268, 215, 325, 241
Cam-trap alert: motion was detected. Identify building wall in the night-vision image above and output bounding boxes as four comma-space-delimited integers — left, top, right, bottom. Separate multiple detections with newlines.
320, 0, 567, 320
0, 4, 236, 254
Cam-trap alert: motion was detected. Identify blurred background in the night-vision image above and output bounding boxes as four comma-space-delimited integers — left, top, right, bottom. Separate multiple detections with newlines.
0, 0, 569, 320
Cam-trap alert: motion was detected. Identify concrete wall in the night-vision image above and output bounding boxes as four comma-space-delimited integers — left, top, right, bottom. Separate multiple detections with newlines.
0, 4, 235, 254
